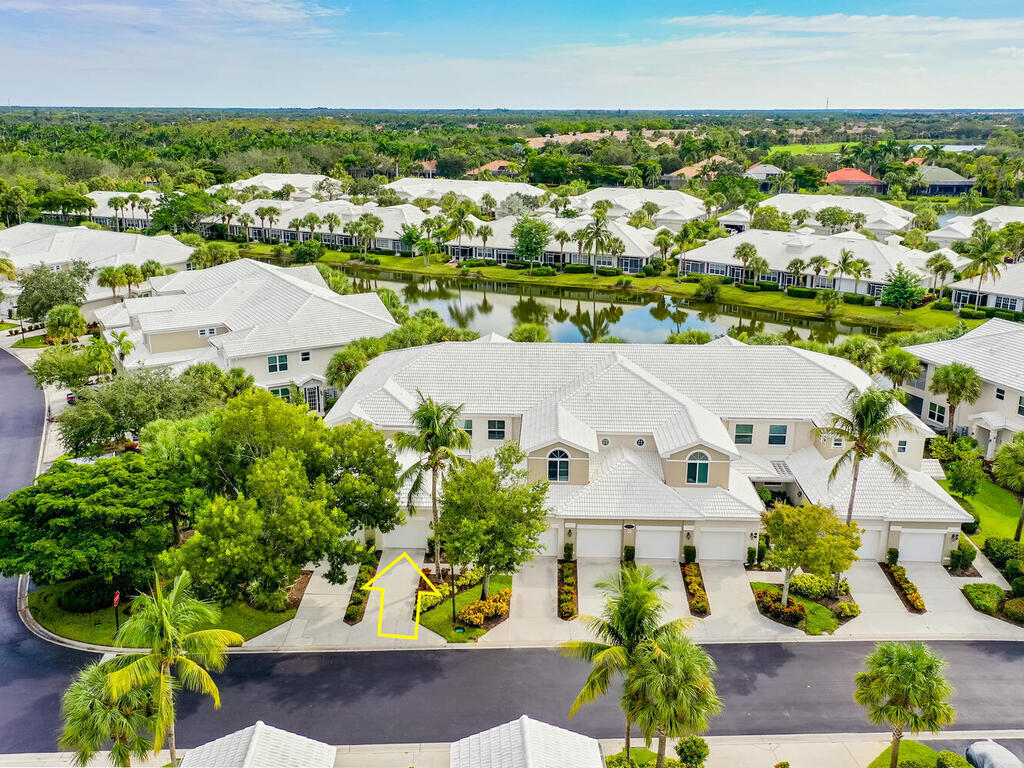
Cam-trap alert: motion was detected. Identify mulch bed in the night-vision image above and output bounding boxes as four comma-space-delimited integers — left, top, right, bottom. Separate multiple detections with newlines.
814, 592, 859, 626
558, 560, 578, 620
744, 563, 781, 572
285, 570, 313, 611
946, 565, 982, 578
879, 563, 927, 614
680, 562, 710, 617
962, 589, 1024, 629
343, 549, 382, 625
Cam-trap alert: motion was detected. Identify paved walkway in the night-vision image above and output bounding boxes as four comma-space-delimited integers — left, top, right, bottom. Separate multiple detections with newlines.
692, 561, 802, 642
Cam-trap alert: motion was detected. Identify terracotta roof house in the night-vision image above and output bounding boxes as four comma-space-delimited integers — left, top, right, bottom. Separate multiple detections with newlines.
469, 159, 514, 176
660, 155, 730, 188
416, 159, 436, 178
825, 168, 885, 192
904, 157, 925, 166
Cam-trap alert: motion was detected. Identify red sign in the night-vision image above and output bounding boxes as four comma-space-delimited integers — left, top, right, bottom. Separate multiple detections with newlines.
113, 591, 120, 607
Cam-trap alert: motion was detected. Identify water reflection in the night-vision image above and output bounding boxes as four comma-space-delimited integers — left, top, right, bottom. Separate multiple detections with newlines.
339, 266, 884, 345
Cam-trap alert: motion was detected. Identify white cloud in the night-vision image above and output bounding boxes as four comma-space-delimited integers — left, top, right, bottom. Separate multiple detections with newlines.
995, 46, 1024, 58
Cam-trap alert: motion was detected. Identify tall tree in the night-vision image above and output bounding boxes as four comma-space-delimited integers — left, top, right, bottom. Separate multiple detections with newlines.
854, 642, 955, 768
393, 394, 472, 575
106, 571, 243, 766
879, 347, 921, 389
928, 363, 983, 439
46, 303, 87, 344
993, 432, 1024, 542
964, 221, 1007, 310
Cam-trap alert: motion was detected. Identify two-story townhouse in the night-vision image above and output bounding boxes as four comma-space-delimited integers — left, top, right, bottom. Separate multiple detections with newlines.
326, 339, 969, 566
94, 258, 399, 412
903, 319, 1024, 458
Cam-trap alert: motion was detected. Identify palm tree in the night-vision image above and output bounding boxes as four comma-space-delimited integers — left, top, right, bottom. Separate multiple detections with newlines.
237, 213, 254, 243
582, 216, 611, 276
110, 330, 136, 362
815, 387, 911, 595
303, 213, 322, 239
561, 566, 690, 761
742, 197, 760, 228
138, 198, 154, 228
957, 189, 981, 215
140, 259, 165, 281
60, 662, 155, 768
808, 255, 830, 286
625, 167, 643, 188
553, 229, 572, 265
925, 253, 954, 292
86, 336, 116, 377
965, 222, 1007, 310
791, 208, 812, 228
854, 642, 955, 768
106, 571, 243, 766
121, 264, 143, 298
928, 362, 983, 439
830, 248, 857, 291
108, 196, 128, 232
787, 257, 807, 287
994, 433, 1024, 541
0, 254, 15, 280
849, 258, 871, 296
392, 393, 472, 575
46, 303, 87, 344
879, 347, 921, 390
288, 217, 303, 242
734, 241, 757, 279
98, 265, 127, 300
447, 205, 477, 249
624, 633, 722, 768
746, 255, 769, 283
653, 229, 673, 260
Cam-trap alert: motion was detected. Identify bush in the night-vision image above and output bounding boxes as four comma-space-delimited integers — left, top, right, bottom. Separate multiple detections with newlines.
530, 266, 556, 276
756, 280, 779, 291
683, 545, 696, 564
505, 260, 529, 270
56, 576, 116, 613
363, 254, 381, 265
984, 538, 1024, 569
936, 751, 971, 768
746, 546, 757, 566
789, 573, 830, 599
457, 588, 511, 627
597, 266, 622, 277
1012, 576, 1024, 599
889, 565, 926, 611
623, 545, 635, 563
683, 564, 710, 616
835, 601, 861, 619
757, 486, 773, 504
675, 735, 710, 768
737, 283, 761, 292
563, 542, 574, 562
786, 286, 817, 298
949, 538, 977, 571
963, 582, 1005, 615
961, 509, 980, 535
1005, 559, 1024, 581
1004, 597, 1024, 622
754, 588, 806, 624
932, 299, 955, 311
842, 292, 863, 304
563, 263, 593, 274
887, 548, 899, 566
958, 307, 986, 319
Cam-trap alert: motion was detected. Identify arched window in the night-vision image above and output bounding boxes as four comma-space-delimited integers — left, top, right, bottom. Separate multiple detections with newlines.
548, 449, 570, 482
686, 451, 710, 485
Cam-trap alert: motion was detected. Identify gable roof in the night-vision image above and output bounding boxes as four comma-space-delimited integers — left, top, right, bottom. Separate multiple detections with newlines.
180, 721, 334, 768
917, 165, 971, 184
449, 715, 603, 768
904, 319, 1024, 391
826, 168, 883, 184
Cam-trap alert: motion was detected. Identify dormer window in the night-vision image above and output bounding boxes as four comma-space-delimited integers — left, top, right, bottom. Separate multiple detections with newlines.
548, 450, 569, 482
686, 451, 710, 485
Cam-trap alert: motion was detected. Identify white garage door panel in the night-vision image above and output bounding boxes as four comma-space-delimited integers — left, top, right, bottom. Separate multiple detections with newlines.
538, 526, 559, 557
380, 516, 431, 549
700, 530, 746, 561
899, 530, 945, 562
857, 529, 882, 562
635, 528, 681, 560
577, 526, 622, 558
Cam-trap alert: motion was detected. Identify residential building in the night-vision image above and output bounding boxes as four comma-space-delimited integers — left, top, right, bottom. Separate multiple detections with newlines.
0, 223, 193, 321
94, 258, 398, 412
415, 159, 437, 178
208, 173, 342, 201
569, 187, 709, 224
927, 206, 1024, 248
384, 177, 546, 208
445, 212, 659, 274
450, 715, 604, 768
945, 262, 1024, 312
825, 168, 886, 193
468, 159, 515, 176
718, 193, 915, 237
744, 162, 786, 192
681, 229, 962, 296
326, 340, 969, 564
913, 165, 974, 197
180, 721, 334, 768
45, 190, 161, 230
660, 155, 731, 188
903, 319, 1024, 458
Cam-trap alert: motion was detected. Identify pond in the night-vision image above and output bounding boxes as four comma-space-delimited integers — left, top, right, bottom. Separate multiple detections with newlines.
334, 266, 890, 345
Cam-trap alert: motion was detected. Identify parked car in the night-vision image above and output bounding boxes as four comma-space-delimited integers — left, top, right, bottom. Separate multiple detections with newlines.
968, 741, 1024, 768
66, 392, 75, 406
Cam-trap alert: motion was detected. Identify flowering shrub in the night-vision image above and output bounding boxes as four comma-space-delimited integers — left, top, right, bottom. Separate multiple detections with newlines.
963, 582, 1005, 615
834, 601, 861, 619
558, 562, 578, 619
789, 573, 849, 599
754, 589, 806, 625
1003, 597, 1024, 623
889, 565, 926, 611
683, 564, 710, 615
457, 588, 511, 627
420, 567, 485, 610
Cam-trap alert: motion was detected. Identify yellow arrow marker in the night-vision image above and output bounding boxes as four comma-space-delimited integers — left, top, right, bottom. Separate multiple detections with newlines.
363, 551, 441, 640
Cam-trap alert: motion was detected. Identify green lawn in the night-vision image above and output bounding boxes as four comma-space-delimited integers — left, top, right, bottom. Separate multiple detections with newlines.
28, 581, 295, 646
317, 252, 977, 332
751, 582, 839, 636
12, 334, 49, 348
767, 143, 846, 155
606, 747, 658, 765
867, 740, 939, 768
418, 574, 513, 643
940, 477, 1022, 547
0, 322, 17, 332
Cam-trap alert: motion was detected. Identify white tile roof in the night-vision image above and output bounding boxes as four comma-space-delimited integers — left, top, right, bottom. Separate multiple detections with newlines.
905, 319, 1024, 391
787, 446, 971, 524
570, 187, 706, 221
927, 206, 1024, 243
718, 193, 914, 232
450, 715, 603, 768
210, 173, 340, 200
385, 177, 546, 206
180, 721, 334, 768
84, 190, 162, 219
947, 261, 1024, 302
0, 223, 192, 272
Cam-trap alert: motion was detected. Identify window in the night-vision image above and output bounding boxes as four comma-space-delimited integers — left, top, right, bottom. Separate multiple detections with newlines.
459, 419, 472, 436
1019, 397, 1024, 418
995, 296, 1017, 311
768, 425, 788, 445
300, 351, 311, 363
734, 424, 753, 445
269, 387, 290, 401
185, 262, 197, 271
996, 388, 1006, 401
907, 362, 927, 390
267, 354, 288, 373
897, 440, 907, 454
198, 327, 216, 337
487, 420, 505, 440
548, 450, 569, 482
928, 402, 946, 423
686, 451, 710, 484
707, 262, 727, 276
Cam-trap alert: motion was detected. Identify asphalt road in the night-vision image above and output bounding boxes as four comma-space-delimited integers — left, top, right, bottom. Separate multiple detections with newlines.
1, 348, 1024, 758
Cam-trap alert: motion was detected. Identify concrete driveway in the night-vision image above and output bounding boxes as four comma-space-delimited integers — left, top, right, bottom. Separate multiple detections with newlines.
691, 562, 802, 642
478, 557, 570, 647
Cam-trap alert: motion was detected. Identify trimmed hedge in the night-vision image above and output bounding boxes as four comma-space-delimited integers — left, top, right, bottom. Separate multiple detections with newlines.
596, 266, 622, 277
563, 263, 593, 274
937, 750, 971, 768
530, 266, 556, 276
787, 286, 817, 298
963, 582, 1005, 615
737, 283, 761, 292
958, 307, 987, 319
949, 538, 978, 571
931, 300, 955, 311
756, 280, 780, 291
983, 538, 1024, 569
1005, 597, 1024, 622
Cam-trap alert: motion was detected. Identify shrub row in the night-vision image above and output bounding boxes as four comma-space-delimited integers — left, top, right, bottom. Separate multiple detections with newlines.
789, 573, 849, 600
563, 263, 593, 274
889, 565, 926, 611
948, 538, 978, 572
530, 266, 557, 276
786, 286, 817, 298
753, 588, 806, 625
737, 283, 761, 293
559, 562, 577, 619
983, 538, 1024, 570
682, 563, 709, 615
457, 588, 511, 627
756, 280, 780, 291
931, 299, 955, 311
596, 266, 622, 277
419, 567, 485, 611
958, 307, 987, 319
344, 552, 380, 622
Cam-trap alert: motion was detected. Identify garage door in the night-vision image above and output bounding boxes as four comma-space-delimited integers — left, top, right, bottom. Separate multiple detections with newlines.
635, 527, 681, 560
899, 529, 945, 562
699, 530, 746, 561
379, 515, 431, 550
576, 526, 622, 558
537, 525, 559, 557
856, 529, 883, 562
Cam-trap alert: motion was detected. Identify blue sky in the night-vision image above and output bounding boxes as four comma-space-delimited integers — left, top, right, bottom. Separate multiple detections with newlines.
1, 0, 1022, 108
